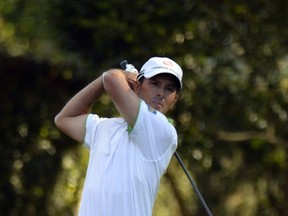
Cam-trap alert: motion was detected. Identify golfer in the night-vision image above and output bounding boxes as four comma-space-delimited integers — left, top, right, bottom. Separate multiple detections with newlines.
54, 56, 183, 216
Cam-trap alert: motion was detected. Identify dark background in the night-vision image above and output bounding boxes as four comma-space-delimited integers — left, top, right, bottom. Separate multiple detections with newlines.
1, 0, 288, 215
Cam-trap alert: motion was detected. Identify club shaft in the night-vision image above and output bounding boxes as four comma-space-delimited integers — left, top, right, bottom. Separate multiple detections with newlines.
174, 151, 213, 216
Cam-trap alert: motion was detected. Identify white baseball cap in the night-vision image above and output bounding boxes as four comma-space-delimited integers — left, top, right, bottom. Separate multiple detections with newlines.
137, 57, 183, 89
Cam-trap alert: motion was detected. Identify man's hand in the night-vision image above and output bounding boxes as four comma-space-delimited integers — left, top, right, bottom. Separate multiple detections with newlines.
124, 71, 138, 91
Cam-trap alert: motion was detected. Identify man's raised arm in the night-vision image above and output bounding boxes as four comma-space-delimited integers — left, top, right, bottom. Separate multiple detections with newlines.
54, 76, 104, 143
102, 69, 140, 127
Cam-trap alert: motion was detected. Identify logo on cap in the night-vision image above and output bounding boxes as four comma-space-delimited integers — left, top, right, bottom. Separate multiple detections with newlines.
163, 60, 174, 68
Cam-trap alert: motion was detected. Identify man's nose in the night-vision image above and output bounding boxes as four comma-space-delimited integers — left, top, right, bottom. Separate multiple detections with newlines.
156, 87, 165, 97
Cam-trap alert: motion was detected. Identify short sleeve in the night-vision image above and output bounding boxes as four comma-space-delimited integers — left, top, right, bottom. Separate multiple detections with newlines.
84, 114, 101, 150
130, 101, 177, 161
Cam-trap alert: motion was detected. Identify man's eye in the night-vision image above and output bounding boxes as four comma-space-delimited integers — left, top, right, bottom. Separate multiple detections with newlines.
167, 86, 176, 92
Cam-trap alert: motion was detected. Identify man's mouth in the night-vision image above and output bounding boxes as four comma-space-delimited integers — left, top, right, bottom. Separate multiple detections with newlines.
152, 101, 163, 109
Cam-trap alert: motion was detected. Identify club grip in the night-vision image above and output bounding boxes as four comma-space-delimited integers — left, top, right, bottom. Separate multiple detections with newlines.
120, 60, 138, 74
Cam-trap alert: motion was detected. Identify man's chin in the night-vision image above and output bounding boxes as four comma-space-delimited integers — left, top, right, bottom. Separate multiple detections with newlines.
150, 103, 165, 113
153, 104, 162, 110
155, 107, 165, 114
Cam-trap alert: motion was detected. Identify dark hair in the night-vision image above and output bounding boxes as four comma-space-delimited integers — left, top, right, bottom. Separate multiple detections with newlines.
138, 76, 145, 85
138, 76, 180, 93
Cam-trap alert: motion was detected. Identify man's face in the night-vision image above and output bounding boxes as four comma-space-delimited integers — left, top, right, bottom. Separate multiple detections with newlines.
136, 74, 179, 114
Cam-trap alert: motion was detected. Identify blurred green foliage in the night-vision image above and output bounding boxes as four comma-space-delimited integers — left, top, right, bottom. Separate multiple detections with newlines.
1, 0, 288, 215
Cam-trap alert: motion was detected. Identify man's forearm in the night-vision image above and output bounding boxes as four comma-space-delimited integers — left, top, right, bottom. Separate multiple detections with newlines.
55, 75, 105, 120
54, 75, 105, 143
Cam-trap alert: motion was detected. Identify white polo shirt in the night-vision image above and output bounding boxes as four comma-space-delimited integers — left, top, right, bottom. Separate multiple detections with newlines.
78, 100, 177, 216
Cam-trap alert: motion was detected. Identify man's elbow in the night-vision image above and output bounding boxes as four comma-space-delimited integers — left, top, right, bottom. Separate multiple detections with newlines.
54, 114, 63, 129
103, 69, 123, 90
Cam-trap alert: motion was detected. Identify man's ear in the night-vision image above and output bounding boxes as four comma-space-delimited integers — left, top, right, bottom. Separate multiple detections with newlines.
170, 93, 179, 110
